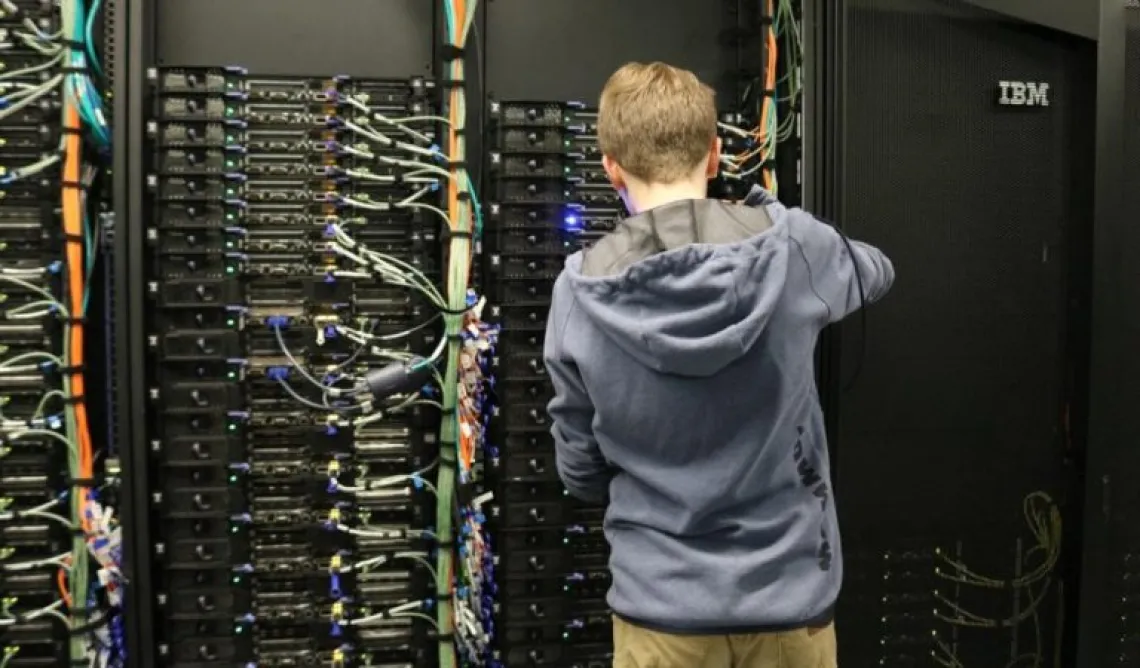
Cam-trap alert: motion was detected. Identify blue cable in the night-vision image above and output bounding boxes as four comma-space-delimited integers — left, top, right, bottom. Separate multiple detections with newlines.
464, 173, 483, 239
84, 0, 104, 77
66, 0, 111, 150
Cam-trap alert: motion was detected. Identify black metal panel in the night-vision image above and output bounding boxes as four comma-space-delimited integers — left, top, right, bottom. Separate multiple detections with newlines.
485, 0, 735, 101
1076, 4, 1137, 665
802, 0, 847, 450
961, 0, 1099, 39
117, 0, 157, 664
833, 1, 1093, 665
154, 0, 433, 77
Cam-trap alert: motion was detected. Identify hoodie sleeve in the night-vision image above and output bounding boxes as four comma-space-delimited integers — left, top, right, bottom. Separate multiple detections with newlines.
744, 186, 895, 324
544, 276, 610, 503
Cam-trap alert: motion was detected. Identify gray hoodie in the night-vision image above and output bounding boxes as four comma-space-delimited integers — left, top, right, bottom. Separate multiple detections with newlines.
543, 186, 894, 632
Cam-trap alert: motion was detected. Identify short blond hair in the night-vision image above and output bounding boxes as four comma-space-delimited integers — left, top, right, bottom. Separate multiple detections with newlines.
597, 62, 717, 184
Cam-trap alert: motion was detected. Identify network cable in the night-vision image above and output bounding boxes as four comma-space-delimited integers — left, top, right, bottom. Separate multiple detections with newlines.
0, 0, 119, 665
431, 2, 500, 666
210, 60, 496, 665
932, 492, 1062, 668
720, 0, 802, 194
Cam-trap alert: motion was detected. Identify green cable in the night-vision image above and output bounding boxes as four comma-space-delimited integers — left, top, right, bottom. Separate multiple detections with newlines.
435, 5, 472, 667
60, 327, 86, 660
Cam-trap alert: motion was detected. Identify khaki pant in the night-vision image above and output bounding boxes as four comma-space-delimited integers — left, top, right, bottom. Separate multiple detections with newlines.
613, 616, 838, 668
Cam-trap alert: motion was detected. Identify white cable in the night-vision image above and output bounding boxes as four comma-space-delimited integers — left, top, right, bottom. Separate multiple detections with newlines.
0, 600, 66, 626
348, 600, 427, 626
1, 551, 71, 571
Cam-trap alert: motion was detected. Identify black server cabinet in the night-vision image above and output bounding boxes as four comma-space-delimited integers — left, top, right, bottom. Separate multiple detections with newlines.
114, 2, 448, 667
1075, 3, 1139, 666
806, 1, 1096, 665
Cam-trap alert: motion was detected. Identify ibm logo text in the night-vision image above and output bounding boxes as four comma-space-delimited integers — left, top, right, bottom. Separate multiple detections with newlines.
997, 81, 1050, 107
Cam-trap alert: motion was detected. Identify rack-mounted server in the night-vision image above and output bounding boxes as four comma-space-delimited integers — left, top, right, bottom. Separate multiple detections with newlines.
484, 100, 617, 668
142, 68, 443, 668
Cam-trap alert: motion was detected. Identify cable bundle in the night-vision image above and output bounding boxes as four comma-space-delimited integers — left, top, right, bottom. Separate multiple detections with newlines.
454, 300, 498, 663
931, 492, 1062, 668
434, 2, 482, 667
0, 0, 117, 666
719, 0, 802, 194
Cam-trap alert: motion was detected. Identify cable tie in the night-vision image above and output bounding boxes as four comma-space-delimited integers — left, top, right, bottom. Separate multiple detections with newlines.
437, 78, 465, 89
438, 44, 466, 62
63, 232, 85, 243
455, 191, 472, 202
439, 407, 457, 417
60, 127, 83, 136
437, 305, 470, 317
60, 39, 86, 51
758, 15, 774, 25
56, 314, 87, 325
762, 89, 776, 98
447, 160, 467, 170
70, 526, 87, 537
64, 476, 100, 489
61, 394, 86, 405
57, 364, 86, 375
59, 66, 90, 75
61, 180, 88, 191
442, 229, 473, 241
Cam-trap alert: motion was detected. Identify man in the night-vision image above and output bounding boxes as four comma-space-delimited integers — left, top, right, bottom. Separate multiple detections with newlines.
542, 61, 895, 667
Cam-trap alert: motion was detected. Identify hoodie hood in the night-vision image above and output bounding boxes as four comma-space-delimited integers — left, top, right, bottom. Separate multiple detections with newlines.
562, 198, 789, 377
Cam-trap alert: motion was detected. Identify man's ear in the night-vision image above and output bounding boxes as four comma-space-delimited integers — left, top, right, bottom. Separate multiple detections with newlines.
705, 137, 721, 180
602, 155, 626, 191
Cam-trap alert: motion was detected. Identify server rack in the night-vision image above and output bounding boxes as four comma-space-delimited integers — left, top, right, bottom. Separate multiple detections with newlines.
113, 3, 451, 667
805, 0, 1103, 665
101, 1, 1133, 666
1076, 3, 1135, 666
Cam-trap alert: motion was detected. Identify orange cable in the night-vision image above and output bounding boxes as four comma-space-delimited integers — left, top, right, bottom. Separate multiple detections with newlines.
761, 0, 778, 190
730, 0, 779, 189
61, 103, 94, 532
446, 0, 465, 233
57, 567, 72, 606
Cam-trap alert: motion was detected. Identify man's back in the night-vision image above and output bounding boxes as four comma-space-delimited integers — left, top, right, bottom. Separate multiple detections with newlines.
545, 60, 895, 668
544, 192, 894, 634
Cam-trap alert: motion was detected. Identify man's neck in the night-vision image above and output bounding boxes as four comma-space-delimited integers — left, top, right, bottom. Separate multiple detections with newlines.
625, 181, 707, 215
